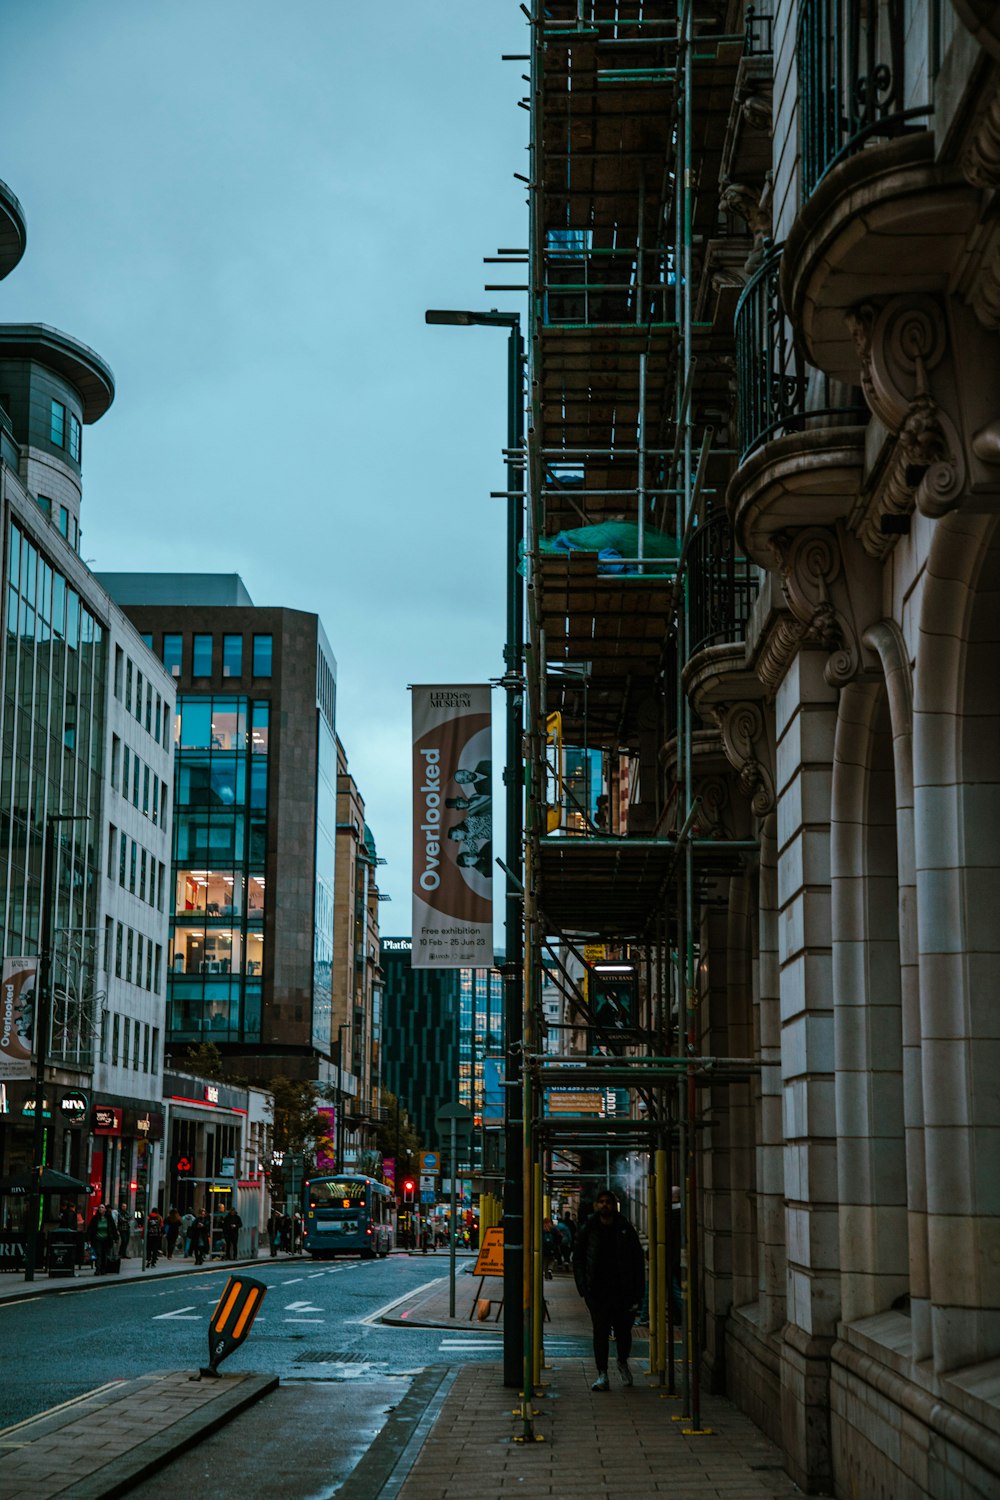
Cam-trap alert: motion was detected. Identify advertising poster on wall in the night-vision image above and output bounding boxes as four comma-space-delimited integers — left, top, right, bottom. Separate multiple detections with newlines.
0, 957, 37, 1083
411, 684, 493, 968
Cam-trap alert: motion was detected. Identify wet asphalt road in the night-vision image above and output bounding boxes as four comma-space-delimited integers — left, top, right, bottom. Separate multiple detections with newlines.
0, 1252, 592, 1435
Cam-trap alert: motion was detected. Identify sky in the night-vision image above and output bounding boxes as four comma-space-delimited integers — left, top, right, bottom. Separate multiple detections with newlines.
2, 0, 527, 922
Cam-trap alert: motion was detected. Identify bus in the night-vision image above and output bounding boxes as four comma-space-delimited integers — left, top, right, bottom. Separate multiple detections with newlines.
302, 1174, 394, 1260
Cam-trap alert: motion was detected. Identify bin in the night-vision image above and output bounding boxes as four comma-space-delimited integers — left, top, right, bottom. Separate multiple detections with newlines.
47, 1229, 79, 1277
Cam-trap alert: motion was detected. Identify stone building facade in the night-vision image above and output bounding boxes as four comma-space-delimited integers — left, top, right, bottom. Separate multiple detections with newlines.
515, 4, 1000, 1496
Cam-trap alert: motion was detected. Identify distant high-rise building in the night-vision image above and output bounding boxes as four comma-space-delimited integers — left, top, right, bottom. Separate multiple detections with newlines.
98, 575, 342, 1098
380, 936, 503, 1164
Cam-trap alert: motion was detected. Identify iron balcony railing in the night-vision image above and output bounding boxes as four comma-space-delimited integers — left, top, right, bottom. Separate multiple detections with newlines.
798, 0, 933, 198
682, 510, 758, 660
735, 241, 866, 461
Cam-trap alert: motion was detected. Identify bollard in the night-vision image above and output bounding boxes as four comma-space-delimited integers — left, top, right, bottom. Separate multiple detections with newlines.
200, 1275, 268, 1378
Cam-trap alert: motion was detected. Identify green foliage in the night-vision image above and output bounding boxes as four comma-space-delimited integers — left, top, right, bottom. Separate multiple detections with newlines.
271, 1076, 327, 1163
182, 1042, 224, 1079
373, 1090, 423, 1179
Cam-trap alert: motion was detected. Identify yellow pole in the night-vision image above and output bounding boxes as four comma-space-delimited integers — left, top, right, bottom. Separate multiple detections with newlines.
655, 1147, 668, 1382
533, 1160, 544, 1384
647, 1168, 659, 1376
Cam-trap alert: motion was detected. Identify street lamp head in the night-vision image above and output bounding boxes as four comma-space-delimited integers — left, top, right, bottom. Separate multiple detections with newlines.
425, 308, 520, 329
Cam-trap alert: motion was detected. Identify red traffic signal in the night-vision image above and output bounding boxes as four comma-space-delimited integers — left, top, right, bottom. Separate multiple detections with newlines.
402, 1179, 415, 1203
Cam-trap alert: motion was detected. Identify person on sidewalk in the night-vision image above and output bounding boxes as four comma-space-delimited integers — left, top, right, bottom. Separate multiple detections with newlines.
146, 1209, 163, 1267
189, 1209, 210, 1265
86, 1204, 119, 1275
116, 1203, 131, 1259
222, 1206, 242, 1258
572, 1187, 645, 1391
164, 1206, 182, 1259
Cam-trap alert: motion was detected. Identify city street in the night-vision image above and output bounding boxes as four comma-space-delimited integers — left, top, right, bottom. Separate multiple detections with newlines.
0, 1253, 590, 1430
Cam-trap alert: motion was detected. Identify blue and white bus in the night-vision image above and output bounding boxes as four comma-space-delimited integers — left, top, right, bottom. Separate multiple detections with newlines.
302, 1175, 394, 1259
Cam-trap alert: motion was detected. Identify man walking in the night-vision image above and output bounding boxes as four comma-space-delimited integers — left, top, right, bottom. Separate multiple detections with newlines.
572, 1187, 645, 1391
222, 1205, 242, 1259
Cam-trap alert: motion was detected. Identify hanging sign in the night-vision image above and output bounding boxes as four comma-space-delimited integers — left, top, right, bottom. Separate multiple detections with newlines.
411, 685, 493, 969
0, 957, 37, 1082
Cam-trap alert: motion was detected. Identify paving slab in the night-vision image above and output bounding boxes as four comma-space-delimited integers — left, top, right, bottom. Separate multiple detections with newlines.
0, 1370, 276, 1500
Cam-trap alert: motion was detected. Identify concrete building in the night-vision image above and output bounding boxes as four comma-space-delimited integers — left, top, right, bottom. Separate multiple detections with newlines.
98, 576, 343, 1100
510, 4, 1000, 1496
331, 742, 385, 1172
0, 178, 174, 1224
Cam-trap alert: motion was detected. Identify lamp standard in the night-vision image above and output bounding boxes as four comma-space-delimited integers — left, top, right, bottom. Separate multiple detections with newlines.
25, 812, 90, 1282
336, 1022, 349, 1172
424, 309, 525, 1388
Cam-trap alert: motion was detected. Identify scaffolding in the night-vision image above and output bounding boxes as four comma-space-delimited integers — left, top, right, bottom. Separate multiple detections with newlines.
510, 0, 773, 1440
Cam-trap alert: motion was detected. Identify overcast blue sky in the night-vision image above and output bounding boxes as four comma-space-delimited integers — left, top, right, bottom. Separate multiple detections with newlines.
3, 1, 526, 919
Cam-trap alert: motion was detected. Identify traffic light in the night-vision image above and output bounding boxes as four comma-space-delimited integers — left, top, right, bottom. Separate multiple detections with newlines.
402, 1178, 415, 1204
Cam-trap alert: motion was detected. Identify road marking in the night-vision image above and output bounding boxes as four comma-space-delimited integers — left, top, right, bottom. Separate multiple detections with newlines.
153, 1306, 199, 1320
307, 1272, 324, 1279
283, 1276, 304, 1284
439, 1341, 503, 1349
357, 1278, 445, 1327
285, 1318, 324, 1324
285, 1299, 323, 1312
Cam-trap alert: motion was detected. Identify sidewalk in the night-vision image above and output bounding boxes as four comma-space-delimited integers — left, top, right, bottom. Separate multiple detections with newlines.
0, 1245, 321, 1306
0, 1371, 276, 1500
383, 1267, 803, 1500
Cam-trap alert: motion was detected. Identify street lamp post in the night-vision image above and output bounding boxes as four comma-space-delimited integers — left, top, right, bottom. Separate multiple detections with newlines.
425, 309, 525, 1388
25, 813, 89, 1282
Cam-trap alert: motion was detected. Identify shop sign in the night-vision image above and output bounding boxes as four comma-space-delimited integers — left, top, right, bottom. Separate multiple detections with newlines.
93, 1105, 123, 1136
134, 1110, 164, 1140
205, 1084, 220, 1104
60, 1092, 88, 1122
21, 1096, 52, 1118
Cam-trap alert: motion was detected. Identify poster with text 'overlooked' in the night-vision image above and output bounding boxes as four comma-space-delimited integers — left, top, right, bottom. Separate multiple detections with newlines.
412, 684, 493, 969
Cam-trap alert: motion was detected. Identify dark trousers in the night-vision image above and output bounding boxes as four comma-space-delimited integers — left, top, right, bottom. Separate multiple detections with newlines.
586, 1297, 634, 1371
224, 1233, 238, 1258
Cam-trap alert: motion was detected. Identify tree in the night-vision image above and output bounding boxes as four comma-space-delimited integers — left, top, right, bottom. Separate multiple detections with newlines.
374, 1090, 423, 1180
270, 1077, 327, 1165
183, 1042, 224, 1079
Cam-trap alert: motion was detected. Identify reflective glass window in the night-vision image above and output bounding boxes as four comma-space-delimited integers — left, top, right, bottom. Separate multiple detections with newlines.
50, 400, 65, 447
251, 701, 269, 755
193, 633, 212, 677
141, 633, 153, 649
163, 634, 182, 677
252, 634, 272, 677
69, 414, 81, 461
222, 634, 242, 677
58, 506, 69, 538
179, 699, 212, 749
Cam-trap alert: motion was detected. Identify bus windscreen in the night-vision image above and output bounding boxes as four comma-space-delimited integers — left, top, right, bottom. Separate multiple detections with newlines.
309, 1180, 369, 1209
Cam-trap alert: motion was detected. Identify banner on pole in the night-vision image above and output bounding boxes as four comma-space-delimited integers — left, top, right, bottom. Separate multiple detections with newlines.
412, 684, 493, 969
0, 957, 37, 1082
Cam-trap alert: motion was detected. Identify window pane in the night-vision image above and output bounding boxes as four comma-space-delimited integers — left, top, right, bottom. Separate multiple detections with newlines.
50, 400, 65, 447
69, 414, 81, 462
222, 634, 242, 678
141, 632, 152, 649
192, 633, 212, 677
163, 633, 182, 677
252, 634, 272, 677
179, 699, 212, 749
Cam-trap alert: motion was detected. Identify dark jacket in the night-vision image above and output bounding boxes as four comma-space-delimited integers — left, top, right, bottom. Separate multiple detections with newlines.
572, 1210, 645, 1307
